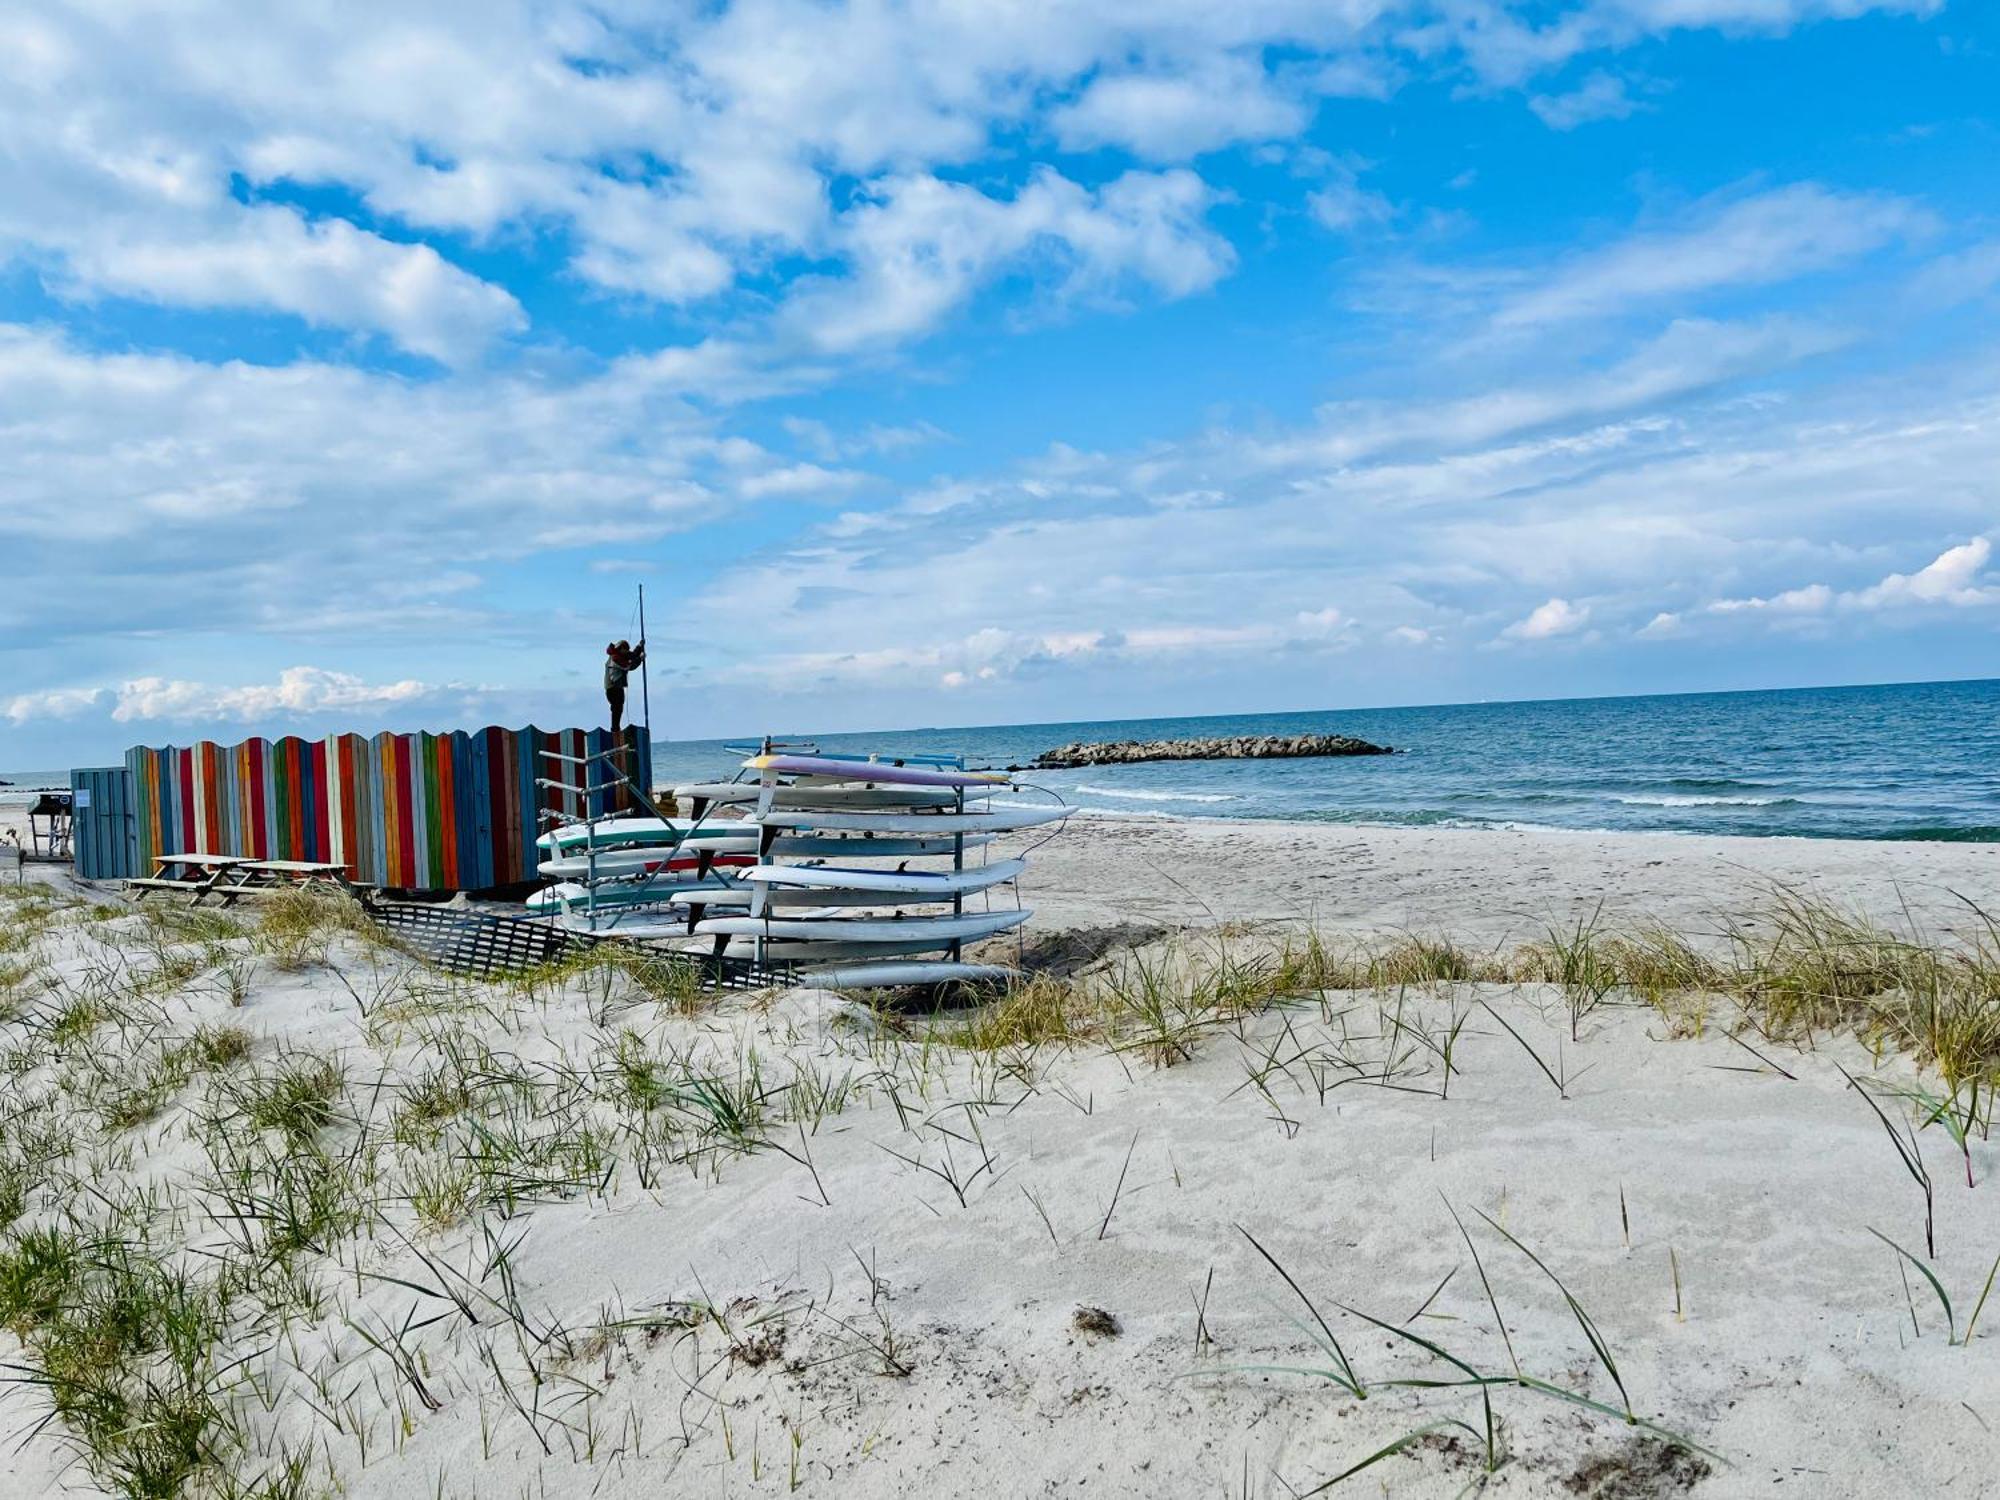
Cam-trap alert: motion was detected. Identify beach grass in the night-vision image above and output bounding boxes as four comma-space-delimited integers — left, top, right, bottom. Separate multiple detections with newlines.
0, 865, 1992, 1496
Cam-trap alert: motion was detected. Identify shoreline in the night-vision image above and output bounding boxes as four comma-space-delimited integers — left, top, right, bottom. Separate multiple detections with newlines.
1023, 811, 2000, 942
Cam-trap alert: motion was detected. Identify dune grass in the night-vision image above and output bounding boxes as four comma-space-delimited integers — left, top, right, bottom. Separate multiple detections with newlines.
938, 886, 2000, 1093
0, 871, 1989, 1497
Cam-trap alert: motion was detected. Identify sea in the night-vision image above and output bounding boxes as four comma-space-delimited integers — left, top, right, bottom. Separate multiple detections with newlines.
648, 678, 2000, 844
6, 678, 1997, 843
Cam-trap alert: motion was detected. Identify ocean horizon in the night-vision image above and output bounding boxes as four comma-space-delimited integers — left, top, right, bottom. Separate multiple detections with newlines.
10, 675, 1999, 843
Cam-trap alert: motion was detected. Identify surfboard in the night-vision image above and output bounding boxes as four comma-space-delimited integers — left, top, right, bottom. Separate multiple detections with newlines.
743, 858, 1026, 894
765, 834, 993, 859
524, 878, 738, 915
752, 806, 1069, 834
744, 753, 1013, 790
690, 909, 1029, 943
538, 817, 751, 853
667, 887, 1009, 910
537, 846, 757, 879
676, 782, 969, 810
801, 961, 1017, 989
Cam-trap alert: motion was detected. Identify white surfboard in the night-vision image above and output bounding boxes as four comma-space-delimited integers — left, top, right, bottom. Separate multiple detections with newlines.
667, 887, 1005, 910
525, 879, 738, 915
676, 782, 969, 810
539, 817, 751, 853
691, 909, 1029, 943
766, 834, 992, 859
758, 936, 965, 959
538, 844, 757, 879
744, 858, 1026, 894
745, 753, 1012, 790
802, 961, 1017, 989
752, 806, 1069, 834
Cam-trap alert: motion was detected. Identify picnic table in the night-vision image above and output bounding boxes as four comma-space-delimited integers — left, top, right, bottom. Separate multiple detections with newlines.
127, 854, 370, 907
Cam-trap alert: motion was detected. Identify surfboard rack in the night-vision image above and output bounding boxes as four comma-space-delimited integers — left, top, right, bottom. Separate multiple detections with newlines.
523, 736, 1065, 988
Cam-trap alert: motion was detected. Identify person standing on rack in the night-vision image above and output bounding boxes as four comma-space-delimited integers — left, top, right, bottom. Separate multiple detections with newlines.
604, 639, 644, 733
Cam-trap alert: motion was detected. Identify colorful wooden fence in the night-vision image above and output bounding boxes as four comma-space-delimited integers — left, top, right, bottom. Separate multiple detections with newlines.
121, 726, 650, 891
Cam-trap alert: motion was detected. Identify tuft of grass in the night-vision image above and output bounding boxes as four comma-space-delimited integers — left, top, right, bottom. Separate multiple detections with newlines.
948, 972, 1090, 1050
254, 889, 370, 970
236, 1052, 345, 1148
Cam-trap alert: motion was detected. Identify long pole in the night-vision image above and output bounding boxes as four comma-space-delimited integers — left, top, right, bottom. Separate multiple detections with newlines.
638, 583, 652, 739
637, 583, 653, 809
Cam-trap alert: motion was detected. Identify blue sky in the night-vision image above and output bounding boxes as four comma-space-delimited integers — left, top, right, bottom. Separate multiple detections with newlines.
3, 0, 1997, 765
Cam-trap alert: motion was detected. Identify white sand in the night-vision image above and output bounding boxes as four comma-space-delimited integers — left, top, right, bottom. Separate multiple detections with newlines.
1, 819, 1996, 1499
1022, 812, 2000, 941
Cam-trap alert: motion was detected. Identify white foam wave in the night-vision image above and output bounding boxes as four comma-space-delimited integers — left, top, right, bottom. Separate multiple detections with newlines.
1071, 784, 1238, 803
1612, 794, 1786, 808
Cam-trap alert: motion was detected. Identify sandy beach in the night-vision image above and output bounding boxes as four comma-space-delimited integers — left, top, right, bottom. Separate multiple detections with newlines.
1023, 813, 2000, 940
1, 817, 1996, 1499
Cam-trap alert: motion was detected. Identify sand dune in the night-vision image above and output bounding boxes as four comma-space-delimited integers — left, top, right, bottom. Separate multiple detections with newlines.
0, 819, 1994, 1499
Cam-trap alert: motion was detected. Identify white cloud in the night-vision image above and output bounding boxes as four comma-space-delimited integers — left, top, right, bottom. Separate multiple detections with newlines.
1635, 611, 1685, 638
788, 168, 1234, 353
0, 323, 781, 658
1308, 172, 1397, 233
1529, 72, 1646, 130
736, 463, 866, 501
1052, 58, 1310, 158
1696, 538, 1997, 626
1384, 625, 1433, 645
4, 687, 105, 724
0, 2, 1929, 368
109, 668, 439, 724
1848, 536, 1996, 609
1296, 606, 1347, 634
56, 208, 525, 366
1707, 582, 1834, 614
1502, 598, 1591, 640
1493, 184, 1928, 329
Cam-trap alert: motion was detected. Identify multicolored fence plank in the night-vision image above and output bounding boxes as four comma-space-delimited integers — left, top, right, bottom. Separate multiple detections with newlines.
119, 726, 650, 892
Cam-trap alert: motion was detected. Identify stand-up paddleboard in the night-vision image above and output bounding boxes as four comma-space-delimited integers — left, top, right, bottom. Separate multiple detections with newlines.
668, 887, 1009, 910
766, 834, 992, 859
802, 961, 1017, 989
676, 782, 969, 810
691, 909, 1029, 943
525, 879, 738, 916
756, 936, 971, 960
538, 846, 756, 879
539, 817, 751, 854
743, 858, 1025, 894
744, 753, 1013, 790
753, 806, 1068, 834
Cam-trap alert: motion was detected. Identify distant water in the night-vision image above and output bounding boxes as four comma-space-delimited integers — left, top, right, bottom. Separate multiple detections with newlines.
0, 772, 67, 809
646, 679, 2000, 843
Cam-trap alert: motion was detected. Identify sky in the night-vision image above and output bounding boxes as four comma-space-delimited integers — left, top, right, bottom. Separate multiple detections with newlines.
2, 0, 1997, 766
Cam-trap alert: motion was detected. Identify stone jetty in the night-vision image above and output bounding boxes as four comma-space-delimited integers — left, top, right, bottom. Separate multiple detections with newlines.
1030, 733, 1392, 769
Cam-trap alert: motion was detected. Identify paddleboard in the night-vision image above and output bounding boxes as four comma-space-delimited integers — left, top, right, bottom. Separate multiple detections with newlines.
766, 834, 992, 859
753, 806, 1069, 834
525, 879, 738, 916
691, 909, 1029, 943
801, 961, 1017, 989
666, 888, 1001, 910
745, 754, 1012, 790
676, 782, 969, 810
537, 846, 756, 879
539, 817, 751, 853
756, 936, 968, 959
744, 858, 1026, 894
